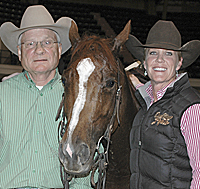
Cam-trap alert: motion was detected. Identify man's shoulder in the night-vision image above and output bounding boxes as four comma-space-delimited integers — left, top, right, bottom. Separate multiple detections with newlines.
1, 72, 23, 86
2, 72, 21, 82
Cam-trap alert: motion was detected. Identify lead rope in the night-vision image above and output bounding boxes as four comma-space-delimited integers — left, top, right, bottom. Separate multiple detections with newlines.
56, 94, 72, 189
60, 165, 70, 189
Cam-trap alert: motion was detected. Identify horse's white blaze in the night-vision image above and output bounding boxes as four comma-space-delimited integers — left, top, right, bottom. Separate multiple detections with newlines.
66, 58, 95, 155
66, 143, 73, 158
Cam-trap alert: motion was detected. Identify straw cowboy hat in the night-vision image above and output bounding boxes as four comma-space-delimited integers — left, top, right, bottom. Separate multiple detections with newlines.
126, 20, 200, 68
0, 5, 76, 55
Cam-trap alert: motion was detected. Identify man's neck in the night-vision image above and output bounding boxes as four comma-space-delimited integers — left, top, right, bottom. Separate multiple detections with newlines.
28, 70, 56, 86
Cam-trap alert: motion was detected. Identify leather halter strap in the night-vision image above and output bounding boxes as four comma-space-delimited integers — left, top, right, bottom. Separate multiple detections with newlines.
56, 84, 122, 189
90, 85, 122, 189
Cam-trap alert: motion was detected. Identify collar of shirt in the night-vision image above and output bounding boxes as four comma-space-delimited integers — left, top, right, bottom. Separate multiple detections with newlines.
23, 68, 60, 89
138, 73, 187, 109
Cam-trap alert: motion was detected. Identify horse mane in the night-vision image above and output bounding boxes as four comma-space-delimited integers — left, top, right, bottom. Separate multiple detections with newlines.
68, 34, 120, 73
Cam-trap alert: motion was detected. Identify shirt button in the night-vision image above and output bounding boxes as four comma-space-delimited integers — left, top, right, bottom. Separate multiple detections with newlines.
32, 169, 36, 173
35, 150, 38, 154
37, 131, 40, 135
39, 111, 42, 115
40, 93, 43, 96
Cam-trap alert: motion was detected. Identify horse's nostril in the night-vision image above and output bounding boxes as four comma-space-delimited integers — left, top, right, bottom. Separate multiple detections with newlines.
78, 143, 90, 165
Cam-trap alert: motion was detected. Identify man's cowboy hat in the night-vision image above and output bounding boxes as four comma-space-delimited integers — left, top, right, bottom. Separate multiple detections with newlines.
0, 5, 76, 55
126, 20, 200, 68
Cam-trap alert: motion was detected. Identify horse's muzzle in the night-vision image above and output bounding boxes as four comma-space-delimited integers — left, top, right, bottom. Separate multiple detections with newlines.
59, 142, 92, 175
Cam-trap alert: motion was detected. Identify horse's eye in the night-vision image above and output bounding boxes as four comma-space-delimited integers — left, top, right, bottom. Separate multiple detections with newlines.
62, 78, 66, 86
106, 79, 115, 88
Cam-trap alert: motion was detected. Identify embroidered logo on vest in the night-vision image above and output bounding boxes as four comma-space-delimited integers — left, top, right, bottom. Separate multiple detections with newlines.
151, 112, 173, 126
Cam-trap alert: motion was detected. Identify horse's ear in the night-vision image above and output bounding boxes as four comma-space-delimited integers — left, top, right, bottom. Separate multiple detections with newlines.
69, 20, 80, 46
112, 20, 131, 51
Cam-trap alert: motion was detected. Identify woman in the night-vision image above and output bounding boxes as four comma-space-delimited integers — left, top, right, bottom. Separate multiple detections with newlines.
126, 20, 200, 189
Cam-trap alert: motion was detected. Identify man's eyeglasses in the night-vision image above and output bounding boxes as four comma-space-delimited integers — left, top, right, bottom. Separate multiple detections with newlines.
20, 39, 60, 49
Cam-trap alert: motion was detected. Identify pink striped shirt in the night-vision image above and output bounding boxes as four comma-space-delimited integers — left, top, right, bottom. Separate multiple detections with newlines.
136, 80, 200, 188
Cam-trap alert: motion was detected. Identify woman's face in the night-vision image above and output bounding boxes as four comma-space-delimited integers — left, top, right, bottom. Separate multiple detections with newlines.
144, 48, 182, 87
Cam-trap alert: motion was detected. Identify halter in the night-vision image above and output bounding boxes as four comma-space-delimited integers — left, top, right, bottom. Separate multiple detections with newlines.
56, 57, 122, 189
90, 85, 122, 189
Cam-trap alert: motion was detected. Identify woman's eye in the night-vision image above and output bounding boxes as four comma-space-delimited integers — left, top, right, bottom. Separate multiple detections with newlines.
149, 51, 157, 55
106, 79, 115, 88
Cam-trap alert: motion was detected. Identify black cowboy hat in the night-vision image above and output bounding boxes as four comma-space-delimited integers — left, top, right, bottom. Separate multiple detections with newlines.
125, 20, 200, 68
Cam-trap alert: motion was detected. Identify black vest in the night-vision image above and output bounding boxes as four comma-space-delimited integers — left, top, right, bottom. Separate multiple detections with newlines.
130, 74, 200, 189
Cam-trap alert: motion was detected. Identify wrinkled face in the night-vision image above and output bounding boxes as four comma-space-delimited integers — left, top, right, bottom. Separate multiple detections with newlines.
18, 28, 62, 75
59, 57, 118, 175
144, 48, 182, 87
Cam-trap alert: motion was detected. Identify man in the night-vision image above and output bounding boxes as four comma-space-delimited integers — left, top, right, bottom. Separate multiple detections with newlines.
0, 5, 95, 189
126, 20, 200, 188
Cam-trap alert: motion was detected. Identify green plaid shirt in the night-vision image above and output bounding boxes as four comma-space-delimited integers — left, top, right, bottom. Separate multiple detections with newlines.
0, 70, 96, 189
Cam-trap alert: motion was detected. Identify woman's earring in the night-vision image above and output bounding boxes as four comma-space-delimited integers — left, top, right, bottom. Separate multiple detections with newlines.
144, 70, 147, 76
176, 70, 178, 78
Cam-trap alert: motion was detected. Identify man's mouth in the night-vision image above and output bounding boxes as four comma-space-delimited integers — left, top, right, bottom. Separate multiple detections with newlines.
34, 59, 47, 62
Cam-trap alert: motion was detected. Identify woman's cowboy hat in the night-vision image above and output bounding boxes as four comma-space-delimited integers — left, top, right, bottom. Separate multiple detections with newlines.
0, 5, 76, 55
126, 20, 200, 68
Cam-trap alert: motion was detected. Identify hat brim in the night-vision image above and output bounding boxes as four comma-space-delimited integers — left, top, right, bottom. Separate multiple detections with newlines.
180, 40, 200, 68
126, 34, 200, 68
125, 35, 144, 64
0, 17, 74, 55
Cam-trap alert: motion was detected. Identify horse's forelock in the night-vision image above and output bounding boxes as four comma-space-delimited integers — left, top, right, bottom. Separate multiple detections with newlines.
69, 35, 120, 73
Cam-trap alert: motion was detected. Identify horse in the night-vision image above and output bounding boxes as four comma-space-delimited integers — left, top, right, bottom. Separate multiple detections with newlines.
58, 20, 140, 189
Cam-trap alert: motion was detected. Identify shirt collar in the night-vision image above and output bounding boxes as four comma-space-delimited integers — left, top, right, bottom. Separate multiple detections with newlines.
138, 73, 187, 109
23, 68, 61, 88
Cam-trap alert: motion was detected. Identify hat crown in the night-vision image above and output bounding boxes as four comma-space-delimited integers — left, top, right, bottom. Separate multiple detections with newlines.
146, 20, 181, 49
20, 5, 54, 28
0, 5, 74, 55
125, 20, 200, 68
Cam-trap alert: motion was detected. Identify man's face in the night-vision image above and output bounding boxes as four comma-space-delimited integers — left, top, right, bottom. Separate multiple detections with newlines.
18, 28, 62, 75
144, 48, 182, 87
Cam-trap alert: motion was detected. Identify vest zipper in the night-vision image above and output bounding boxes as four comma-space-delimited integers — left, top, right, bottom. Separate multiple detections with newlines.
137, 112, 145, 189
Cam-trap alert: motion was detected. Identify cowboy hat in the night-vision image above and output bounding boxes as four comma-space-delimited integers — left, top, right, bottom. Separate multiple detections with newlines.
125, 20, 200, 68
0, 5, 76, 55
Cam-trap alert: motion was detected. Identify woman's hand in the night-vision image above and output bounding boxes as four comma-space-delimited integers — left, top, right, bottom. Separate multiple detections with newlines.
129, 74, 142, 88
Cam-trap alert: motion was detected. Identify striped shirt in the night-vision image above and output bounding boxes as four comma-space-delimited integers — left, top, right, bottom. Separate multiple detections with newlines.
136, 74, 200, 188
0, 70, 97, 189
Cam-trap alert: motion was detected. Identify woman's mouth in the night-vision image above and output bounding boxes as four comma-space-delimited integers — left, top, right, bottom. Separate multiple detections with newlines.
153, 67, 167, 71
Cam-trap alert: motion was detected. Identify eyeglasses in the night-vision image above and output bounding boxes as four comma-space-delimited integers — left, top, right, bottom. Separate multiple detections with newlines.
20, 39, 60, 49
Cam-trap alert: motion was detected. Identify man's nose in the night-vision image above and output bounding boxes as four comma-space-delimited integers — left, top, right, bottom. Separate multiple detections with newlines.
35, 42, 45, 54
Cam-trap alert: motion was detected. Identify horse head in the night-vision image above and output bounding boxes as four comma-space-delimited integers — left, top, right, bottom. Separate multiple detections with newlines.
58, 20, 139, 188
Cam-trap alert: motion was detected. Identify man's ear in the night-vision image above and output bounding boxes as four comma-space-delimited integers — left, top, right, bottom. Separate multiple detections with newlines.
58, 44, 62, 59
18, 46, 22, 61
176, 57, 183, 71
